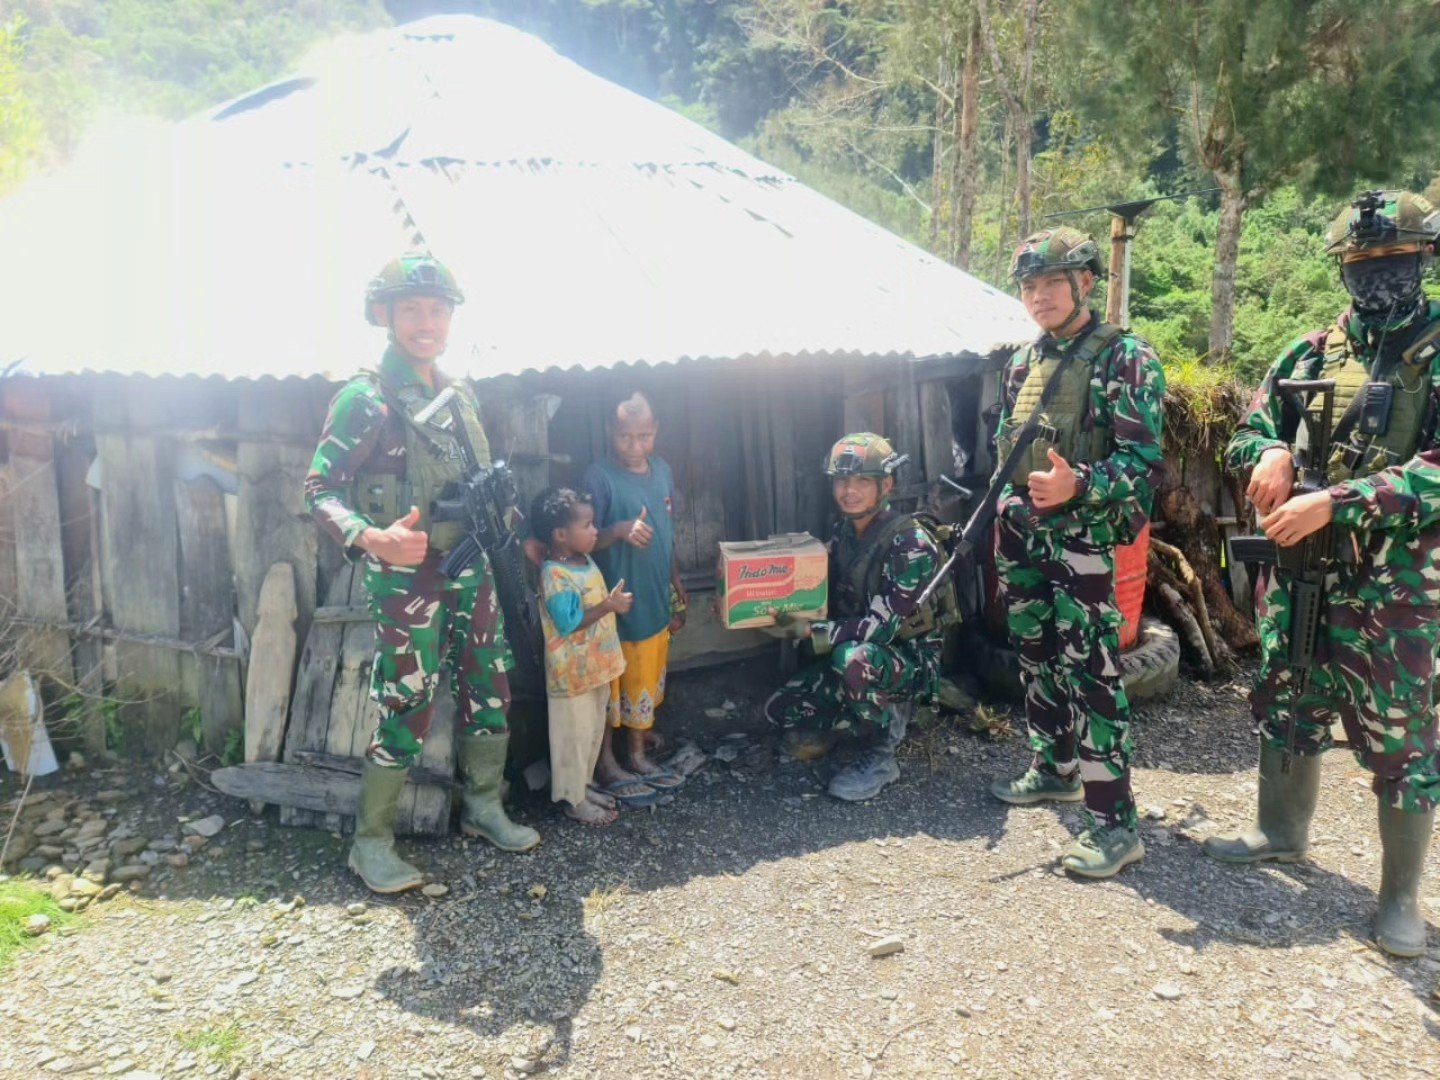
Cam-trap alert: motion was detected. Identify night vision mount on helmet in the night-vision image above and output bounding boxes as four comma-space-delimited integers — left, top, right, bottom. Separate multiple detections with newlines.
823, 433, 909, 478
1324, 190, 1440, 260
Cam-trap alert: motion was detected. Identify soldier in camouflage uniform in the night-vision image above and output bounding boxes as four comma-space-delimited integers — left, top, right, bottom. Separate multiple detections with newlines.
306, 253, 539, 894
987, 228, 1166, 879
1206, 191, 1440, 956
763, 434, 942, 802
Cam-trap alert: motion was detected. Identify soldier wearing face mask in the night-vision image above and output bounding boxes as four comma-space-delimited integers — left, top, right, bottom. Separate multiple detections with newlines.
1210, 191, 1440, 958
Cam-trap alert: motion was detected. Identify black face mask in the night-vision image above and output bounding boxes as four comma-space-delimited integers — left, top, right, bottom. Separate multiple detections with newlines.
1341, 253, 1425, 319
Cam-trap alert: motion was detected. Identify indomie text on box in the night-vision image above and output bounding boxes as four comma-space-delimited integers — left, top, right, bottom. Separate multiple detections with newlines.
716, 533, 828, 630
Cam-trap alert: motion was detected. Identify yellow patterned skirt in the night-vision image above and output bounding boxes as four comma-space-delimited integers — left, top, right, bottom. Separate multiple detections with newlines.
608, 629, 670, 730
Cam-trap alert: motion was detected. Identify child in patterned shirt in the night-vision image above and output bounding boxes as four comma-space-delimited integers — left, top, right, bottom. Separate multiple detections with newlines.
531, 487, 631, 826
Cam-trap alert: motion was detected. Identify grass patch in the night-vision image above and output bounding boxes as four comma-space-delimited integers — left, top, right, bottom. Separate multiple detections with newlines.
0, 877, 70, 969
175, 1022, 245, 1062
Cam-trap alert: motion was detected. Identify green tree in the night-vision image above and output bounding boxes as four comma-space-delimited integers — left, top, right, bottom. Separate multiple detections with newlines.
1075, 0, 1440, 363
0, 16, 43, 194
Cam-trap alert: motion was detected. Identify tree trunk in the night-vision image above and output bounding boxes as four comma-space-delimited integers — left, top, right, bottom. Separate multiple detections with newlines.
1209, 176, 1245, 363
1014, 113, 1032, 241
952, 11, 981, 270
929, 57, 947, 254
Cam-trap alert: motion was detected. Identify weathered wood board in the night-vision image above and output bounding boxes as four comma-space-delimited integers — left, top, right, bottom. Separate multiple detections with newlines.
234, 382, 317, 645
176, 476, 244, 756
245, 562, 297, 781
94, 380, 183, 753
279, 563, 455, 835
3, 381, 71, 682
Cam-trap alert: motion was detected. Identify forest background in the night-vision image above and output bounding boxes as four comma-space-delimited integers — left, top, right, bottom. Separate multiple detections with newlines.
5, 1, 1440, 388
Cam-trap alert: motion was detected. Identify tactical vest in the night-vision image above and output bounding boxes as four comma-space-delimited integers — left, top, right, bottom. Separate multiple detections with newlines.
349, 371, 492, 552
1311, 319, 1440, 484
998, 322, 1125, 484
838, 513, 956, 642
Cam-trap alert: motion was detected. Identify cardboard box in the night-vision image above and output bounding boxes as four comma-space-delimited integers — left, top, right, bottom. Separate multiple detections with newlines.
716, 533, 828, 630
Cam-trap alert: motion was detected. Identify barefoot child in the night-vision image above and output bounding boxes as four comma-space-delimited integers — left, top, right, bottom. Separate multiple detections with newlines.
584, 392, 687, 797
532, 487, 631, 825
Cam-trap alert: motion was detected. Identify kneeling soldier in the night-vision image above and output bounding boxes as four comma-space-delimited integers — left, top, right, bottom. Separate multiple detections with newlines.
764, 434, 943, 802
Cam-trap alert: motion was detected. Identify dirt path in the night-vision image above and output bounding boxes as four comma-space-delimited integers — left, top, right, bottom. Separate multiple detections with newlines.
2, 660, 1438, 1079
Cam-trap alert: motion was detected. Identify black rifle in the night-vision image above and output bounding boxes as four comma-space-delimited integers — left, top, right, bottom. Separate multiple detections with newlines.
415, 387, 546, 698
917, 357, 1072, 609
1227, 378, 1341, 772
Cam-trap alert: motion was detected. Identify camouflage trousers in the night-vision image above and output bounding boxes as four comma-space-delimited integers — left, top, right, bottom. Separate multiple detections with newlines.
995, 512, 1136, 829
1252, 566, 1440, 813
363, 551, 514, 769
763, 636, 939, 734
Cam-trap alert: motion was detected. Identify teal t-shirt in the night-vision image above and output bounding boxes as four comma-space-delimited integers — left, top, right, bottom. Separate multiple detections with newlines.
582, 456, 676, 643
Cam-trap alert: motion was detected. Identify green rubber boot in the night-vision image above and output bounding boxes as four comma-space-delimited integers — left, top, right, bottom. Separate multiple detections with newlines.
1061, 821, 1145, 879
1202, 741, 1320, 863
347, 762, 424, 894
458, 732, 541, 852
1375, 801, 1434, 958
990, 765, 1083, 805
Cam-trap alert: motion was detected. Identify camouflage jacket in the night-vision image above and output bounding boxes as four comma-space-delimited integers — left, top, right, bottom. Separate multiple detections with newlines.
819, 508, 940, 650
994, 313, 1167, 545
1226, 302, 1440, 606
305, 347, 472, 557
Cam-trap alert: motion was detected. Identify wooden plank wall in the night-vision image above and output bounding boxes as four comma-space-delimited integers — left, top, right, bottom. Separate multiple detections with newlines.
0, 353, 1040, 771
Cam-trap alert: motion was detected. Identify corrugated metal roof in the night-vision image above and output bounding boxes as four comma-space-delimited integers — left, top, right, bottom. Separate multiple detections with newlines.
0, 15, 1033, 382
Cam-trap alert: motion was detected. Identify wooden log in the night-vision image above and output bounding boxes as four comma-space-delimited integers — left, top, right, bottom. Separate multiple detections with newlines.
176, 477, 244, 756
1151, 537, 1226, 671
94, 381, 183, 753
211, 761, 444, 833
1153, 577, 1215, 678
234, 382, 317, 645
244, 562, 297, 774
289, 749, 454, 789
3, 381, 71, 682
1156, 475, 1259, 654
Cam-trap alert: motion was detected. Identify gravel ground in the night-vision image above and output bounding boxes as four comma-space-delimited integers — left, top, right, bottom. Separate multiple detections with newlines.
2, 658, 1439, 1080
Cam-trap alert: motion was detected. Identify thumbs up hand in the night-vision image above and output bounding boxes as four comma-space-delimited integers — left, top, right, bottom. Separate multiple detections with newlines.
605, 578, 634, 615
360, 505, 429, 566
1027, 448, 1079, 511
621, 505, 654, 548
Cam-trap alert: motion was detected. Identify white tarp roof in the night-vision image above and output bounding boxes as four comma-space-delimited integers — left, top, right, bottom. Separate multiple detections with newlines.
0, 15, 1033, 381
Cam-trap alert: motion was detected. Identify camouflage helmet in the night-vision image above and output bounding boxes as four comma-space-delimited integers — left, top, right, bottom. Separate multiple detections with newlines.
1323, 190, 1440, 259
364, 253, 465, 325
1009, 227, 1103, 282
824, 433, 905, 478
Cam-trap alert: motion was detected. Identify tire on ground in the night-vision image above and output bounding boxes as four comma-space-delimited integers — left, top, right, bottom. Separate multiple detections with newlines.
969, 616, 1180, 705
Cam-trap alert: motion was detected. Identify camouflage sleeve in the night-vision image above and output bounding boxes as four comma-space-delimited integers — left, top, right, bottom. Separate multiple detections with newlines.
1222, 337, 1315, 474
304, 379, 389, 555
822, 524, 938, 649
1329, 445, 1440, 534
1071, 336, 1166, 511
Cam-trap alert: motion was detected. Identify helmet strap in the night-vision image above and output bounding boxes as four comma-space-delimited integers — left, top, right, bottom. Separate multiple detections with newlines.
1051, 273, 1091, 338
